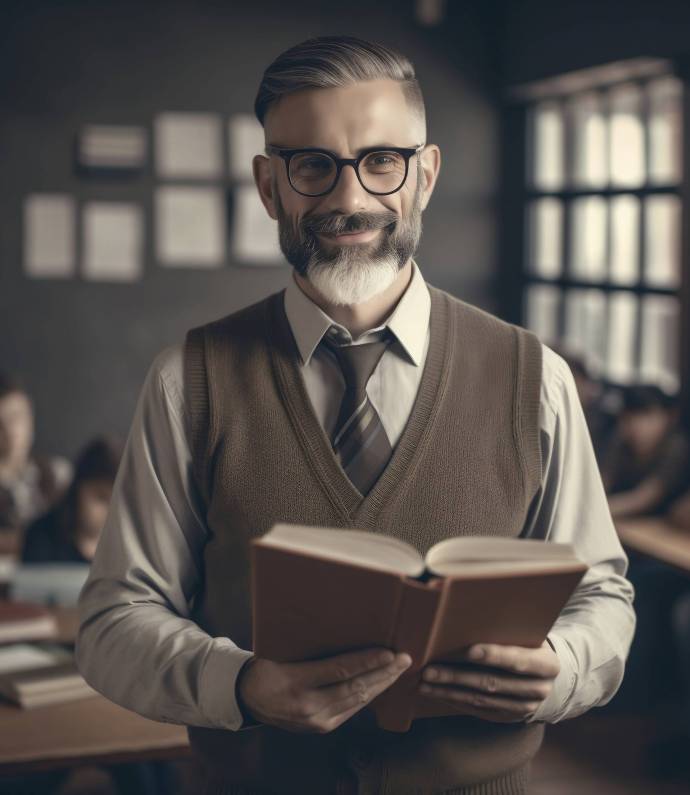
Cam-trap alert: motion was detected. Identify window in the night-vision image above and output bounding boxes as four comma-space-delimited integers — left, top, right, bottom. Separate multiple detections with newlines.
514, 61, 684, 395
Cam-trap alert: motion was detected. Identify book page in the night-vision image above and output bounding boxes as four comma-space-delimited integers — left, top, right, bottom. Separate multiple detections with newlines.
425, 536, 580, 577
260, 524, 425, 576
0, 644, 67, 674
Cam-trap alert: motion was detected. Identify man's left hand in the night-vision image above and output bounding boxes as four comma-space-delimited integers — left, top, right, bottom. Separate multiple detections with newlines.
418, 640, 560, 723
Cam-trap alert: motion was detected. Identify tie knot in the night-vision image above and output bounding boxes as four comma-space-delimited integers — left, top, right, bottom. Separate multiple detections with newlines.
324, 334, 392, 398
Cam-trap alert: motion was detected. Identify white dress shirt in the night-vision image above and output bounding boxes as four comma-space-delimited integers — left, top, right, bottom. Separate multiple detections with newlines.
77, 261, 635, 732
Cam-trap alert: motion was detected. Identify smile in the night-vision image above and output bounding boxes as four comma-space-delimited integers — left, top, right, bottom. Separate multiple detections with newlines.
320, 229, 382, 245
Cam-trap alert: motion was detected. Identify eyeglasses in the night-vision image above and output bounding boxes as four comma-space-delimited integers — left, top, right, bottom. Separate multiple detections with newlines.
265, 144, 425, 197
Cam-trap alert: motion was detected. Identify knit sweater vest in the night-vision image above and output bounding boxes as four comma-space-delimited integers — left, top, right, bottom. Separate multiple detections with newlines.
184, 284, 544, 795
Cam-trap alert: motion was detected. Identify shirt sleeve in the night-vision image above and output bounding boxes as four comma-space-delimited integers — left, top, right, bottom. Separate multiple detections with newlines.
522, 344, 636, 723
76, 346, 255, 729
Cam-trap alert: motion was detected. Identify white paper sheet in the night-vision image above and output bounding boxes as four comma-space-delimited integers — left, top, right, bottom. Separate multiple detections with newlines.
228, 113, 265, 180
156, 186, 225, 267
83, 201, 143, 282
0, 644, 66, 675
232, 185, 283, 265
155, 112, 223, 179
23, 194, 75, 278
79, 125, 147, 169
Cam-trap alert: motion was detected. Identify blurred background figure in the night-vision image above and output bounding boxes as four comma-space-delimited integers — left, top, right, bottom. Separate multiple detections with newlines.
22, 435, 123, 564
0, 373, 71, 553
600, 384, 689, 519
550, 345, 619, 463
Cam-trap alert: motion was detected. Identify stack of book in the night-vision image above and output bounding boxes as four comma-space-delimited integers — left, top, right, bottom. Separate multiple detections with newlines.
0, 600, 57, 644
0, 643, 94, 708
0, 600, 93, 709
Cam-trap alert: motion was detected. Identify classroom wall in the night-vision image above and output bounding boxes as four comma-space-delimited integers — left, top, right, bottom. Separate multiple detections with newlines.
0, 0, 500, 459
500, 0, 690, 84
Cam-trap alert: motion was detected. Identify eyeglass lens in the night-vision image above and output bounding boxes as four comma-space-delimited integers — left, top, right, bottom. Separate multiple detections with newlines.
289, 151, 408, 196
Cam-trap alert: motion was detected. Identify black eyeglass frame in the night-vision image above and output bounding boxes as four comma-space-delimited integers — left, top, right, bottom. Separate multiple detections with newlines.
265, 144, 426, 197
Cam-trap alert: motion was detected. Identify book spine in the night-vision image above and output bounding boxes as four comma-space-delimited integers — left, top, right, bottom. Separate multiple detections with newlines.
371, 579, 443, 732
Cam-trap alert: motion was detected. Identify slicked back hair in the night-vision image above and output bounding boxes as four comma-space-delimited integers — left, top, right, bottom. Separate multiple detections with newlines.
254, 36, 426, 130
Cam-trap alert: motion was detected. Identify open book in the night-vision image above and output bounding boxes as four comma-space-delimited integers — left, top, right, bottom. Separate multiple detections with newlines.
251, 523, 587, 732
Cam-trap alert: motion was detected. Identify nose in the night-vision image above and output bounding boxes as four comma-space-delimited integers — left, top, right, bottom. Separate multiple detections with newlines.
319, 162, 370, 216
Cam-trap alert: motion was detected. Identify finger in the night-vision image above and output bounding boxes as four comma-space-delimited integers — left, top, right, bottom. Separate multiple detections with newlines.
421, 666, 553, 701
457, 643, 559, 678
321, 676, 397, 730
419, 683, 543, 718
297, 647, 400, 687
321, 655, 412, 716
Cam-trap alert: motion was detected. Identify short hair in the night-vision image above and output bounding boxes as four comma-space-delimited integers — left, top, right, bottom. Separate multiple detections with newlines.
621, 384, 677, 413
0, 372, 28, 401
254, 35, 426, 129
73, 435, 123, 485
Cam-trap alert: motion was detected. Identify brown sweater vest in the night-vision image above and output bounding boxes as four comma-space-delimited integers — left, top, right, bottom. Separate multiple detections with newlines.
184, 285, 544, 794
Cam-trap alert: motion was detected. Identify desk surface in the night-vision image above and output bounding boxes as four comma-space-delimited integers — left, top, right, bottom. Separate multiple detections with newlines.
616, 517, 690, 574
0, 693, 190, 774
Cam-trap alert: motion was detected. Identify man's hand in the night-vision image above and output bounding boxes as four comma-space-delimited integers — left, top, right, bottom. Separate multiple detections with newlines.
418, 641, 559, 723
237, 648, 412, 734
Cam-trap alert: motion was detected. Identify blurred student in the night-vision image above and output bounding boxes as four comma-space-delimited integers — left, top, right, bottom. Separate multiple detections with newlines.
667, 489, 690, 529
0, 373, 71, 550
22, 435, 123, 564
15, 434, 173, 795
550, 346, 617, 462
600, 384, 689, 519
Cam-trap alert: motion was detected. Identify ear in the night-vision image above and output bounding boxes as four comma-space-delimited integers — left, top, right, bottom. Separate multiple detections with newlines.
418, 144, 441, 212
252, 154, 278, 220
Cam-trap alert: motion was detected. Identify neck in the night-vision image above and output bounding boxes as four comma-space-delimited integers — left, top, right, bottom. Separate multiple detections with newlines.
294, 260, 413, 338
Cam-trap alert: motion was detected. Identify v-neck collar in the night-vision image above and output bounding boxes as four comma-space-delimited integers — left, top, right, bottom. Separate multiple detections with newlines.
266, 286, 454, 528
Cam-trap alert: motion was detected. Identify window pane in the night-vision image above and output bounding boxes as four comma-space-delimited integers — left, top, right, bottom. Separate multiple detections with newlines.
525, 284, 560, 343
527, 199, 562, 278
607, 291, 638, 384
640, 295, 680, 392
609, 83, 645, 187
610, 195, 639, 286
644, 195, 681, 289
530, 102, 564, 190
564, 288, 607, 375
648, 77, 683, 185
571, 197, 607, 281
571, 92, 607, 188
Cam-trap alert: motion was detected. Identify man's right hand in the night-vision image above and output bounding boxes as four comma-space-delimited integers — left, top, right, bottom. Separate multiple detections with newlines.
237, 648, 412, 734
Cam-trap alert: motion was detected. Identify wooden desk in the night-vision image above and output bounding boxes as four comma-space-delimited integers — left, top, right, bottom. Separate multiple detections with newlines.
0, 604, 190, 775
616, 516, 690, 575
0, 694, 190, 775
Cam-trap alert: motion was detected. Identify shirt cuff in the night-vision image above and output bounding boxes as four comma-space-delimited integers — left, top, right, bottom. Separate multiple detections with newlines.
527, 631, 578, 724
198, 641, 257, 730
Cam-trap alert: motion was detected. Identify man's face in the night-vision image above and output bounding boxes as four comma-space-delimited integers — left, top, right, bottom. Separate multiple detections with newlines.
253, 78, 440, 305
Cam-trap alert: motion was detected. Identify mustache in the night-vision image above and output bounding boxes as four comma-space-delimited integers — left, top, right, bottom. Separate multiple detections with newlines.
300, 210, 399, 237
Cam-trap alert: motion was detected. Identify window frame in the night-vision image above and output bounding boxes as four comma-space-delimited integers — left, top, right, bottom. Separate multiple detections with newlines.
498, 59, 689, 432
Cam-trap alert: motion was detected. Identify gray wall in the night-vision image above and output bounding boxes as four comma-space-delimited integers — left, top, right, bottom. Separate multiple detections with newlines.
0, 0, 500, 459
500, 0, 690, 84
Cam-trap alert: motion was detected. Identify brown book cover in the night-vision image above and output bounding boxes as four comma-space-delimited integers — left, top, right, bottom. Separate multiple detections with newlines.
0, 601, 57, 644
250, 524, 587, 732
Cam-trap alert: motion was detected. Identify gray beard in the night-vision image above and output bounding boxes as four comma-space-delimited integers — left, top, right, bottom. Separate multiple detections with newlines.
274, 167, 424, 305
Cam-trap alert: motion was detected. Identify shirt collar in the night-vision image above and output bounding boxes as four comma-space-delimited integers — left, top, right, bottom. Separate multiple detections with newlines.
283, 259, 431, 368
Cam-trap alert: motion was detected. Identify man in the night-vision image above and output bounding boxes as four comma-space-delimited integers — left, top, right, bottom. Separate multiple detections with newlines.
77, 36, 636, 794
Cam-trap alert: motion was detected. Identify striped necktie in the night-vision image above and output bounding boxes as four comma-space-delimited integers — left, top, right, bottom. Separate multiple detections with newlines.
324, 333, 393, 496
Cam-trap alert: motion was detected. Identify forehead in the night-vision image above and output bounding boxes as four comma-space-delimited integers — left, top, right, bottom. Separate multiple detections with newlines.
264, 78, 423, 152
